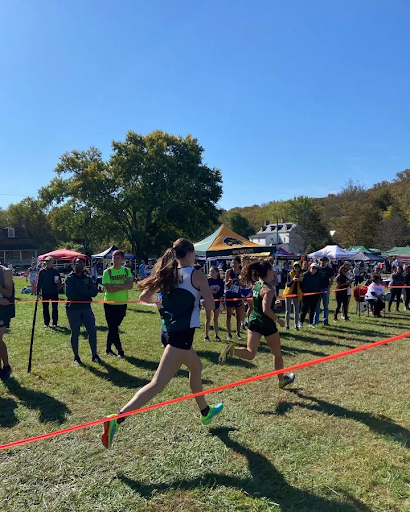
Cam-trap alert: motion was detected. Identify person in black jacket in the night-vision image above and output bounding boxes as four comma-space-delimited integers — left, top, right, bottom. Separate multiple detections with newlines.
300, 263, 320, 328
37, 256, 61, 328
388, 265, 405, 312
403, 264, 410, 310
65, 257, 102, 365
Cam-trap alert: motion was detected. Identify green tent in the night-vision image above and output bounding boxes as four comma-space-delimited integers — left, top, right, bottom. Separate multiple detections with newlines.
348, 245, 371, 253
194, 225, 274, 257
383, 247, 410, 256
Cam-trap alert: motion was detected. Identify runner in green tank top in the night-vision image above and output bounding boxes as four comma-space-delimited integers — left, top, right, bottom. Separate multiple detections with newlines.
219, 260, 295, 389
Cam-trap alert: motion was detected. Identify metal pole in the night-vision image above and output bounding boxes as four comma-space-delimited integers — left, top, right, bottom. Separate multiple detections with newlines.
27, 297, 39, 373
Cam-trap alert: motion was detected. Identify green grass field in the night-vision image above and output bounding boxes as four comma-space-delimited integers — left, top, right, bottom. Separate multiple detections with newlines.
1, 277, 409, 511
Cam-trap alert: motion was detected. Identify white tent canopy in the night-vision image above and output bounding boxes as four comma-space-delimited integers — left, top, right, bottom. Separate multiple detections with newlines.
308, 245, 357, 259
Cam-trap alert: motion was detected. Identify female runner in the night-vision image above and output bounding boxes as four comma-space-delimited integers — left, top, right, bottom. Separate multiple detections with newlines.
101, 238, 223, 448
219, 260, 295, 389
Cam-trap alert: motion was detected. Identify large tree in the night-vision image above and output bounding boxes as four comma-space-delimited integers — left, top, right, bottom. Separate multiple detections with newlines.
220, 210, 255, 238
285, 196, 331, 253
40, 131, 223, 257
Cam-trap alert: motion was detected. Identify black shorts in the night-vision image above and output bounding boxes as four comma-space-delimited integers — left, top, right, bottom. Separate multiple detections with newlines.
225, 292, 242, 308
0, 316, 11, 329
214, 300, 221, 310
161, 328, 196, 350
248, 319, 278, 338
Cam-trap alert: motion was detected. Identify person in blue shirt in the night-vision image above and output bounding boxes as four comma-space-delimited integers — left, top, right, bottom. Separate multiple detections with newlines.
205, 266, 224, 341
139, 260, 145, 279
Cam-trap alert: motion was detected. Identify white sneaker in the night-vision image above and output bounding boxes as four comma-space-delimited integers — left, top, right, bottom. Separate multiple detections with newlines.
308, 324, 316, 328
297, 322, 303, 329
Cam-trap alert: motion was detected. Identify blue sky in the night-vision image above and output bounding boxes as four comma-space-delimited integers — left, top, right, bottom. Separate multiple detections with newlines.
0, 0, 409, 211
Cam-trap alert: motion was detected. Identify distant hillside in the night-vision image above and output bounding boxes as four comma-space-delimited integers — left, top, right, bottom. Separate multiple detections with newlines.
220, 170, 410, 251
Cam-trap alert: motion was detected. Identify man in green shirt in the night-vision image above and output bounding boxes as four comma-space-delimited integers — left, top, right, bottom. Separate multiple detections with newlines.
102, 250, 134, 357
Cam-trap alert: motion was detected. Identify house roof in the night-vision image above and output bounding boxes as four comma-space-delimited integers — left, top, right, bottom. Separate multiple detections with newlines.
0, 227, 38, 250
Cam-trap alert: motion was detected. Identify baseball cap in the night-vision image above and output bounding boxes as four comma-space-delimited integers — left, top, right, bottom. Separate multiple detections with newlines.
310, 263, 319, 269
319, 256, 329, 261
44, 256, 54, 261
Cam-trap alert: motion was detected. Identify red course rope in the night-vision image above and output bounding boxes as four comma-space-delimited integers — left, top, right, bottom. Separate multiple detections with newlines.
0, 330, 409, 451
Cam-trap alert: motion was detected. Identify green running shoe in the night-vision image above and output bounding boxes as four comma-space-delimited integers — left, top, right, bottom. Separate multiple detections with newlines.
101, 414, 120, 449
218, 343, 235, 364
278, 373, 295, 389
201, 403, 224, 425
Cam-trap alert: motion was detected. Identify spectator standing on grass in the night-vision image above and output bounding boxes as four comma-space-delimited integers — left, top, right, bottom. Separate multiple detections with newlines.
334, 265, 351, 321
139, 260, 146, 279
343, 263, 353, 320
205, 266, 224, 341
27, 262, 38, 295
103, 250, 134, 357
65, 257, 102, 365
225, 256, 243, 340
314, 256, 335, 326
300, 262, 320, 328
0, 264, 15, 379
388, 265, 405, 312
353, 264, 361, 285
283, 261, 303, 330
403, 264, 410, 310
145, 259, 154, 278
37, 256, 61, 328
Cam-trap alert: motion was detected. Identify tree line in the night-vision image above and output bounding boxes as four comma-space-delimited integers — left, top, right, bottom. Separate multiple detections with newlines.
1, 128, 409, 256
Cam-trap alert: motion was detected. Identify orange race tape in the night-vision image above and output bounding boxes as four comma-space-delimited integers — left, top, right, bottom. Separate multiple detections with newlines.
14, 284, 407, 305
0, 330, 409, 451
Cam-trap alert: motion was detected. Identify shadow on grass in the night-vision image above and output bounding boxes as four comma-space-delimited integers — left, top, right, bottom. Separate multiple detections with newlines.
0, 397, 18, 427
118, 426, 370, 511
126, 308, 156, 315
326, 324, 386, 338
257, 343, 327, 358
2, 378, 71, 424
267, 390, 410, 449
124, 356, 213, 385
284, 332, 356, 349
52, 325, 71, 335
84, 361, 150, 389
196, 350, 255, 368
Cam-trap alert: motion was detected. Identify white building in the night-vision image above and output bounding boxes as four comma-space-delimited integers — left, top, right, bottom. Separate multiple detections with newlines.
249, 221, 304, 254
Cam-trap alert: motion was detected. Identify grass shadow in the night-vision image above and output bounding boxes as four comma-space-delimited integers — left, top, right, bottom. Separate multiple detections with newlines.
196, 350, 255, 368
284, 332, 356, 349
124, 355, 213, 385
270, 390, 410, 449
0, 397, 18, 427
118, 426, 370, 511
2, 378, 71, 424
52, 325, 71, 335
126, 308, 156, 315
84, 361, 150, 389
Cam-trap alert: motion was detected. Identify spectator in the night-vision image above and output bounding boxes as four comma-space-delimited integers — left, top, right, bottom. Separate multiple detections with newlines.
37, 256, 61, 328
139, 259, 146, 279
314, 256, 335, 325
392, 258, 399, 269
91, 261, 99, 282
343, 263, 353, 319
403, 264, 410, 310
334, 265, 351, 321
283, 261, 303, 330
65, 257, 102, 365
0, 264, 15, 379
103, 250, 134, 357
27, 262, 38, 295
225, 256, 243, 340
300, 262, 320, 328
365, 275, 385, 317
205, 266, 224, 341
388, 265, 405, 312
301, 260, 309, 272
353, 264, 361, 285
145, 259, 154, 278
